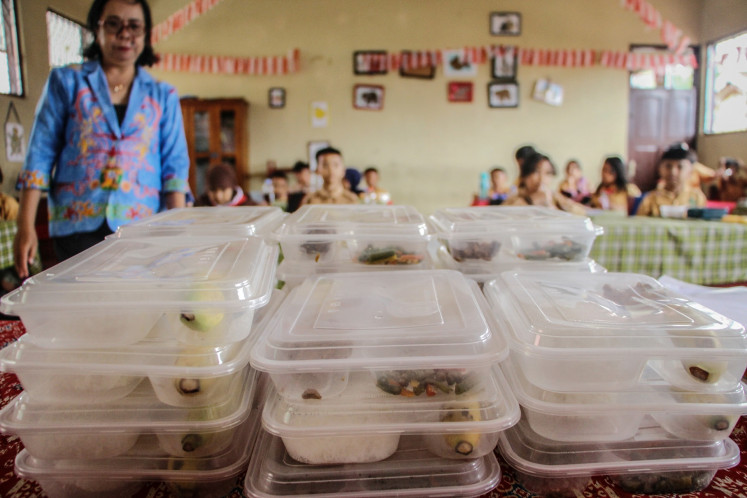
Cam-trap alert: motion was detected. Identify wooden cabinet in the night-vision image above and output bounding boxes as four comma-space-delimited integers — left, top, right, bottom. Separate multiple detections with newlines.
180, 98, 249, 198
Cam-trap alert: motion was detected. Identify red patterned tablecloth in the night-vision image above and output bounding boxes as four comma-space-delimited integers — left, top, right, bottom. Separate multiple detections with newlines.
2, 319, 747, 498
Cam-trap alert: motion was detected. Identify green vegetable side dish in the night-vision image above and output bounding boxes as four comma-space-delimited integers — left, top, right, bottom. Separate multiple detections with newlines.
517, 237, 586, 261
615, 470, 714, 494
449, 240, 501, 262
358, 245, 424, 265
376, 369, 475, 397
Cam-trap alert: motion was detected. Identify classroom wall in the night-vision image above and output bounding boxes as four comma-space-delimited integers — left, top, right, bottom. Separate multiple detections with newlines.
4, 0, 743, 215
696, 0, 747, 170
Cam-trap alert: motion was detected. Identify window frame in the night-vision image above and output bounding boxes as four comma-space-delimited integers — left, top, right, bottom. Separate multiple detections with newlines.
46, 8, 90, 69
703, 29, 747, 136
0, 0, 24, 97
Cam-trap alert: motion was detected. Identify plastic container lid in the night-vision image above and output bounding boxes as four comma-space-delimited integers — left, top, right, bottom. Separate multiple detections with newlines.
498, 416, 740, 478
13, 408, 261, 483
274, 204, 430, 239
484, 271, 747, 353
502, 357, 747, 416
244, 430, 502, 498
0, 366, 256, 435
429, 206, 600, 236
113, 206, 285, 238
262, 365, 519, 437
0, 235, 277, 313
250, 270, 508, 373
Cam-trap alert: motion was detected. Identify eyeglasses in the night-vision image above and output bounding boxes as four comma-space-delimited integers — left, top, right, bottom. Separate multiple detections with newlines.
99, 17, 145, 37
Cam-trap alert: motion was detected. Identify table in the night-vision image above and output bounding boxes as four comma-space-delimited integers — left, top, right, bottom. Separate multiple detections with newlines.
590, 215, 747, 285
2, 320, 747, 498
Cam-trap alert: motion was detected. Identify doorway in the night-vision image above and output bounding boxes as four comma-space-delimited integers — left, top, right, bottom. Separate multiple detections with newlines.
627, 46, 700, 193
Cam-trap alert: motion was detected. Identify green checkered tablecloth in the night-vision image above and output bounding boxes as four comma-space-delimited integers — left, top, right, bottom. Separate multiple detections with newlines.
0, 220, 42, 275
590, 215, 747, 285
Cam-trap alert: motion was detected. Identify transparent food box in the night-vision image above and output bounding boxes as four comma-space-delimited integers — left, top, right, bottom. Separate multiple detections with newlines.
0, 289, 283, 407
245, 429, 502, 498
483, 271, 747, 392
497, 416, 740, 497
272, 204, 431, 266
13, 408, 261, 498
261, 364, 518, 464
250, 270, 508, 401
502, 358, 747, 442
0, 235, 277, 348
0, 365, 256, 460
113, 206, 285, 238
429, 206, 603, 270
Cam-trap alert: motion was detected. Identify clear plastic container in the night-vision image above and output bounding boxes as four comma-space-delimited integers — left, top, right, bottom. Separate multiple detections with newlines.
0, 366, 256, 460
251, 270, 508, 401
0, 288, 284, 407
245, 428, 502, 498
0, 235, 277, 348
498, 416, 740, 497
113, 206, 285, 238
484, 271, 747, 392
429, 206, 603, 271
273, 204, 431, 266
261, 365, 518, 463
502, 358, 747, 442
13, 408, 261, 498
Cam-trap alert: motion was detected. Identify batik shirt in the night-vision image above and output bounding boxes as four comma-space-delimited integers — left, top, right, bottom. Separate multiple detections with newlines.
18, 61, 189, 237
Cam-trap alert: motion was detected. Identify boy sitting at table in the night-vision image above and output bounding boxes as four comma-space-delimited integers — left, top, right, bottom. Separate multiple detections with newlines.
301, 147, 360, 205
637, 145, 707, 217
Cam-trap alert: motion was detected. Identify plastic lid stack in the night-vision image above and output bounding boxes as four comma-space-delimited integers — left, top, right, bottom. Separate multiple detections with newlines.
483, 271, 747, 496
0, 206, 284, 497
246, 269, 520, 497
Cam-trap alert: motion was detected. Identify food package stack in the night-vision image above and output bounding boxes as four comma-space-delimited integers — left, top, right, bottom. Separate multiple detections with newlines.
429, 206, 606, 285
0, 207, 283, 497
483, 271, 747, 496
246, 270, 520, 497
272, 204, 435, 290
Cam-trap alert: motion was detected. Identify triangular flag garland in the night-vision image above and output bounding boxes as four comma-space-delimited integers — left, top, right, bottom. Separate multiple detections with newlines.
154, 49, 301, 75
151, 0, 226, 45
621, 0, 691, 54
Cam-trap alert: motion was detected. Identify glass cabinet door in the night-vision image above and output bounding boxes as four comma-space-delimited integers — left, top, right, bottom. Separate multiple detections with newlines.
193, 111, 210, 153
219, 110, 236, 153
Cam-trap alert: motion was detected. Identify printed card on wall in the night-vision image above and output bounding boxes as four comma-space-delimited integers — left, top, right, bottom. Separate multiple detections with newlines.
442, 49, 478, 78
311, 101, 329, 128
5, 122, 25, 162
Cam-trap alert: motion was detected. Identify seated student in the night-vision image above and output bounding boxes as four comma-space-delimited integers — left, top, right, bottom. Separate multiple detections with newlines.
266, 170, 290, 211
195, 163, 256, 207
0, 167, 18, 222
301, 147, 360, 205
637, 145, 707, 217
488, 167, 511, 205
715, 157, 746, 202
291, 160, 312, 195
558, 159, 591, 204
343, 167, 364, 196
361, 166, 392, 204
590, 156, 642, 214
504, 153, 587, 215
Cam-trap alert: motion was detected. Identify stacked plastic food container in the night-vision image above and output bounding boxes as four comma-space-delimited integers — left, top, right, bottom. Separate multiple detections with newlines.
429, 206, 606, 282
272, 204, 434, 289
246, 269, 520, 497
0, 206, 283, 497
483, 270, 747, 495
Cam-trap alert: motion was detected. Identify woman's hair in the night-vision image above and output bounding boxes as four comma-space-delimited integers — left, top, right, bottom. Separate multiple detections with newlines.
207, 163, 238, 191
83, 0, 159, 67
519, 153, 551, 183
565, 159, 581, 174
601, 156, 628, 192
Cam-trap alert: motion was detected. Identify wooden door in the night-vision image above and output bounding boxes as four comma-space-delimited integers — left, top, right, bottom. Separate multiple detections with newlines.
628, 88, 697, 192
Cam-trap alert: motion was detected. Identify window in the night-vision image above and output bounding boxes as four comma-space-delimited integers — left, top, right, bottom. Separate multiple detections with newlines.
704, 30, 747, 134
629, 47, 695, 90
0, 0, 23, 95
46, 10, 91, 68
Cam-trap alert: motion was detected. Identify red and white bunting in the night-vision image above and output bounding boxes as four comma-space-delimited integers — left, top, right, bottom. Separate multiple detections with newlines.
152, 0, 226, 45
355, 52, 389, 73
155, 49, 301, 76
516, 48, 595, 68
621, 0, 692, 55
598, 50, 697, 70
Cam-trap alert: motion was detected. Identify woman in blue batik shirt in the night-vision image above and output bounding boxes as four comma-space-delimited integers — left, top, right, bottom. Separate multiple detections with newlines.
14, 0, 189, 277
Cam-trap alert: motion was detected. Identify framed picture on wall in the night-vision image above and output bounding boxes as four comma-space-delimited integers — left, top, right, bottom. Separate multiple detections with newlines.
442, 49, 478, 78
353, 50, 389, 75
399, 51, 436, 79
491, 47, 517, 80
488, 82, 519, 108
353, 84, 385, 110
490, 12, 521, 36
268, 87, 285, 109
448, 82, 473, 103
